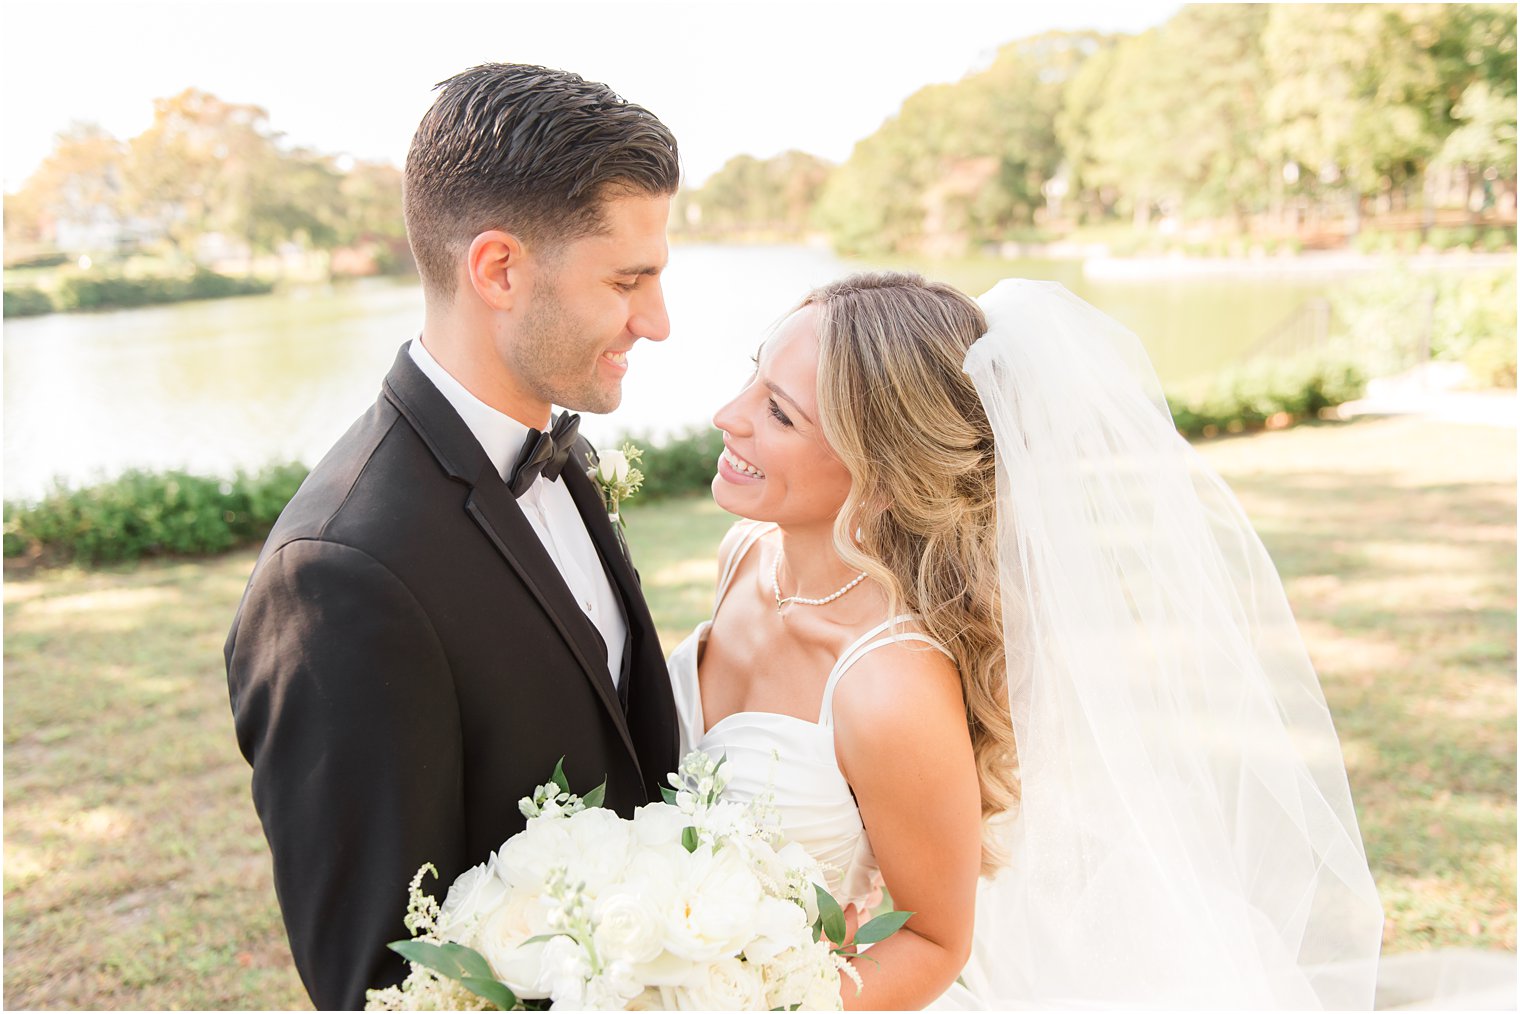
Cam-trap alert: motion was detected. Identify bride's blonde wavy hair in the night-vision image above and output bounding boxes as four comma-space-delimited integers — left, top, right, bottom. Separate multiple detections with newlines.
799, 270, 1018, 875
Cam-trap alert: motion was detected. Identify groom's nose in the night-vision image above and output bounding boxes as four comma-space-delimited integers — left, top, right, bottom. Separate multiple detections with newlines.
629, 282, 670, 343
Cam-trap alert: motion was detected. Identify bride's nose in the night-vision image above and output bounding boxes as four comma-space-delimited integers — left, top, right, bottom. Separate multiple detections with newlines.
712, 389, 750, 436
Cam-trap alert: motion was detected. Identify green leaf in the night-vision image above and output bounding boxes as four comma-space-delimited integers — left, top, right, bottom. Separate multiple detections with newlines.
522, 932, 568, 946
681, 826, 699, 853
389, 939, 487, 980
815, 884, 847, 946
582, 780, 607, 809
390, 940, 519, 1009
853, 909, 914, 945
660, 785, 678, 805
551, 758, 569, 794
459, 976, 519, 1010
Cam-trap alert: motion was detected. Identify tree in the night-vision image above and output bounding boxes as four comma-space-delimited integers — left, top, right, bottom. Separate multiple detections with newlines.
817, 31, 1097, 254
122, 88, 285, 258
337, 160, 406, 246
9, 122, 127, 253
678, 150, 833, 238
1264, 5, 1447, 228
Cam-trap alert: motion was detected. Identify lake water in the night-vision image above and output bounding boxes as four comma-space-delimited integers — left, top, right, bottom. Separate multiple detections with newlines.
3, 244, 1346, 500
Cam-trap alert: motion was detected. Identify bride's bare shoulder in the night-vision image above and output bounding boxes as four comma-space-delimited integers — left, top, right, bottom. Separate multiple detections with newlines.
831, 639, 968, 767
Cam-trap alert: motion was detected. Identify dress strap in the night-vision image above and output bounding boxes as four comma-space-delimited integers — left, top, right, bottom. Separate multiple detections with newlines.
818, 615, 954, 727
714, 520, 775, 611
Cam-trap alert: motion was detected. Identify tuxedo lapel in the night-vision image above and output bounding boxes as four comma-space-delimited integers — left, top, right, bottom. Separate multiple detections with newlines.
380, 344, 640, 774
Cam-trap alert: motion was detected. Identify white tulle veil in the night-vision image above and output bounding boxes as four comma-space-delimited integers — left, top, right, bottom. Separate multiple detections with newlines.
952, 280, 1384, 1009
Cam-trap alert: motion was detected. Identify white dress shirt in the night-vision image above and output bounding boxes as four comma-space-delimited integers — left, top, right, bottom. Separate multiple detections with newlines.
409, 338, 627, 686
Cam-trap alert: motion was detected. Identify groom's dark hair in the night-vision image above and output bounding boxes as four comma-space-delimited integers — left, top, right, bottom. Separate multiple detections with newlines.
403, 62, 680, 300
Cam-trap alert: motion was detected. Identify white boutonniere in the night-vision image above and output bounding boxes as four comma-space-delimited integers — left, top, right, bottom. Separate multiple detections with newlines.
587, 441, 644, 530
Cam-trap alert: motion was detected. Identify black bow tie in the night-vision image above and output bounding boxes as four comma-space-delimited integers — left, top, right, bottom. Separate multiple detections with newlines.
507, 412, 581, 497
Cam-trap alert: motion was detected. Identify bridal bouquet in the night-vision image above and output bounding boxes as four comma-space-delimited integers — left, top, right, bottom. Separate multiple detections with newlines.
366, 752, 908, 1011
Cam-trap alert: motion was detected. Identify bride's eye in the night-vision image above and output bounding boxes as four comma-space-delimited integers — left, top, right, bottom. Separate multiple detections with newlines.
767, 399, 793, 428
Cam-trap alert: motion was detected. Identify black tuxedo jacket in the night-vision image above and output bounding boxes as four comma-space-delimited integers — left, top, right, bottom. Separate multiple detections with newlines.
225, 343, 678, 1010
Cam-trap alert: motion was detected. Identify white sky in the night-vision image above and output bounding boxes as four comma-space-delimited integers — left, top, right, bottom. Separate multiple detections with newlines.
2, 0, 1181, 194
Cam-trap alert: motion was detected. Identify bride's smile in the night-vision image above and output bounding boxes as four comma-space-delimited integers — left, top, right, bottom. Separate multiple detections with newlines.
709, 305, 852, 528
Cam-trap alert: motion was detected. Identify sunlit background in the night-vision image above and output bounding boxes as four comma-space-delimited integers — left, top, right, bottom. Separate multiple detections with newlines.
3, 2, 1515, 1010
7, 1, 1513, 499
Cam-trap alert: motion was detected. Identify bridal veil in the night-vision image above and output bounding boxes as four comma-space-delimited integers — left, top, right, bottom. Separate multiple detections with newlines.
953, 280, 1384, 1008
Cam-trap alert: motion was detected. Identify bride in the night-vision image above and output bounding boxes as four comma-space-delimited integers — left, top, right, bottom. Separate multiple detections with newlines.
666, 271, 1385, 1009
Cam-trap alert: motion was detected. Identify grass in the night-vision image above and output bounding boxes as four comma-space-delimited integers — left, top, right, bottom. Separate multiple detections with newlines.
4, 415, 1514, 1008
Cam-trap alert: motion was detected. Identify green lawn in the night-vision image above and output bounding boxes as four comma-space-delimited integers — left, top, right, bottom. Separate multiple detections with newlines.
4, 415, 1514, 1009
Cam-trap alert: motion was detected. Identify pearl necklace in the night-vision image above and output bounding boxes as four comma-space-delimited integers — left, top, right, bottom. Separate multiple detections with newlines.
771, 553, 869, 614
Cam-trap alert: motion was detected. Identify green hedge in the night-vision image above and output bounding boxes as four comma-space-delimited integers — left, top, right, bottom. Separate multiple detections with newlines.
8, 380, 1369, 568
54, 269, 273, 311
1166, 355, 1366, 439
2, 433, 725, 566
4, 270, 276, 318
3, 287, 55, 318
4, 464, 309, 565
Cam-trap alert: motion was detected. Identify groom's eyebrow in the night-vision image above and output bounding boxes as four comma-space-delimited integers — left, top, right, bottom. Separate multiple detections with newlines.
613, 263, 663, 276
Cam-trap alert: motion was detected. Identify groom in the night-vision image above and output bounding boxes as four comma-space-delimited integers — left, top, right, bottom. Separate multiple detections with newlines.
225, 64, 680, 1010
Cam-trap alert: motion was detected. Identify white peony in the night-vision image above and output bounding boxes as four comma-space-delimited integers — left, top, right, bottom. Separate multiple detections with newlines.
663, 845, 765, 963
559, 807, 635, 893
631, 801, 687, 838
595, 449, 630, 484
495, 819, 574, 891
742, 894, 811, 964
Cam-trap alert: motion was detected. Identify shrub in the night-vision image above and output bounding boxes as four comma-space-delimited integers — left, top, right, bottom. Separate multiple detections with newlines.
3, 287, 54, 318
1463, 335, 1518, 388
1166, 356, 1367, 440
1478, 226, 1517, 252
6, 464, 309, 566
53, 270, 272, 312
1329, 264, 1517, 380
621, 427, 725, 500
5, 251, 70, 270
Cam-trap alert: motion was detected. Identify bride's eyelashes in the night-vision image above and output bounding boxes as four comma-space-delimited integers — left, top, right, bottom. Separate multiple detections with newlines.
767, 399, 794, 428
746, 351, 794, 427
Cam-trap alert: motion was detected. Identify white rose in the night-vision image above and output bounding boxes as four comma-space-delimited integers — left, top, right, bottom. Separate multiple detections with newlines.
435, 856, 511, 944
592, 892, 665, 965
476, 897, 553, 999
595, 449, 630, 484
676, 956, 767, 1010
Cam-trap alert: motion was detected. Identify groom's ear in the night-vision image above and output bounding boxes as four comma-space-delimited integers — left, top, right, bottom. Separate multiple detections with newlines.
465, 230, 524, 311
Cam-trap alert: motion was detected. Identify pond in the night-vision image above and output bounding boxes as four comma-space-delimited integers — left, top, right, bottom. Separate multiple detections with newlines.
3, 244, 1352, 500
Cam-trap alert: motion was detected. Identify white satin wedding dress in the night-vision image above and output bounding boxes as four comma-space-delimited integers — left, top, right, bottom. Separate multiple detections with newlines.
667, 519, 990, 1008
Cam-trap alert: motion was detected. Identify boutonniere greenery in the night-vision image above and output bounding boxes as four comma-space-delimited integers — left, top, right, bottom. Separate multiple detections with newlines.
587, 442, 644, 529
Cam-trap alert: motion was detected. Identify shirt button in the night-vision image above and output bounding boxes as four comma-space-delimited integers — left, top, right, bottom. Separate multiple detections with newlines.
583, 600, 593, 612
